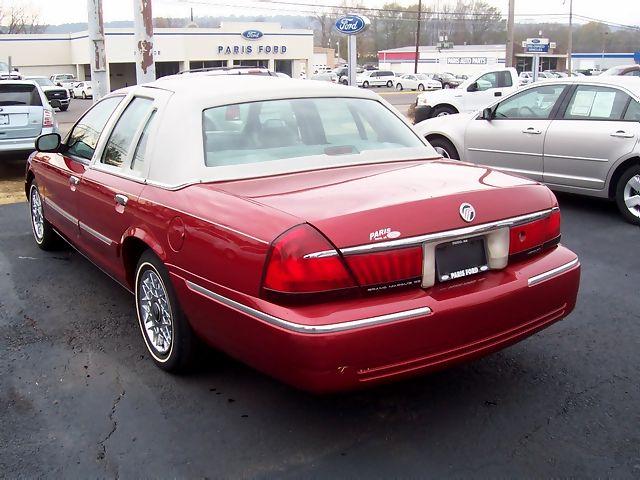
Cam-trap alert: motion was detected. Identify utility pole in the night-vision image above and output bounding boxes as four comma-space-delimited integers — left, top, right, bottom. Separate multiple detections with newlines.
133, 0, 156, 84
566, 0, 573, 72
414, 0, 422, 74
505, 0, 515, 67
87, 0, 108, 101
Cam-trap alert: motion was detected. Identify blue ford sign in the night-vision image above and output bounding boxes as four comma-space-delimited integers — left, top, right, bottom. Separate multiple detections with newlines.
334, 15, 370, 35
241, 30, 263, 40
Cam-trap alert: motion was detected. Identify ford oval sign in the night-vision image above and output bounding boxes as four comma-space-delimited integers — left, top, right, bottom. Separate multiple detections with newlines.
242, 30, 263, 40
334, 15, 370, 35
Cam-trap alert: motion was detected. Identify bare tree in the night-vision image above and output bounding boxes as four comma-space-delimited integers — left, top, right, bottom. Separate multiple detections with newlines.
0, 1, 46, 34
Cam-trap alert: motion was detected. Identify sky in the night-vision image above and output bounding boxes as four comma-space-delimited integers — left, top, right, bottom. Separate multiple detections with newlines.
21, 0, 640, 28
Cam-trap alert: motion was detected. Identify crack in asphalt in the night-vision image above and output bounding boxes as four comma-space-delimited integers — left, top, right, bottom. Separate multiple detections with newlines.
97, 389, 125, 462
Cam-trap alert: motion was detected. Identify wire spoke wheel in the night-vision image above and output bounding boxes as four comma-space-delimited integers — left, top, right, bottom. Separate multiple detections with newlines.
30, 185, 45, 243
138, 268, 173, 355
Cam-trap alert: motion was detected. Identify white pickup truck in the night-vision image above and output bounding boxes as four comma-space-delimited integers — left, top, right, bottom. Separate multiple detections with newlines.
50, 73, 77, 96
414, 67, 519, 122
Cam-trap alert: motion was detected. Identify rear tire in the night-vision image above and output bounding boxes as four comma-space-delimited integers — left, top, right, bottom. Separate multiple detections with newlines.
82, 91, 87, 99
615, 164, 640, 226
417, 84, 425, 91
29, 182, 59, 250
362, 81, 369, 88
427, 136, 459, 160
386, 80, 393, 88
135, 250, 194, 372
432, 105, 457, 117
396, 83, 403, 91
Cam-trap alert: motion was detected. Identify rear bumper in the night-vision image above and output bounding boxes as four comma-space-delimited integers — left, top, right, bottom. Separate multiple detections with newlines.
174, 246, 580, 393
48, 98, 70, 108
0, 127, 56, 153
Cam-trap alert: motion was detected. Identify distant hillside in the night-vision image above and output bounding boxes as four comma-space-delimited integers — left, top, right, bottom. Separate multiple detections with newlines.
44, 15, 314, 33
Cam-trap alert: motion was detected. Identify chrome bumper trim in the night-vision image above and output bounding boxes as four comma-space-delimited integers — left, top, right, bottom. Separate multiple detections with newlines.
305, 208, 559, 259
185, 280, 432, 334
528, 258, 579, 287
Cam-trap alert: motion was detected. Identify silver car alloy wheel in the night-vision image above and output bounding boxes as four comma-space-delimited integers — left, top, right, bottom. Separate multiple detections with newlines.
30, 185, 44, 243
623, 174, 640, 219
138, 267, 173, 355
434, 146, 450, 158
436, 111, 451, 117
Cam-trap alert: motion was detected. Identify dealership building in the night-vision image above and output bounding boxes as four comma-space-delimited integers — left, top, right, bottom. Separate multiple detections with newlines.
378, 44, 639, 74
0, 22, 314, 90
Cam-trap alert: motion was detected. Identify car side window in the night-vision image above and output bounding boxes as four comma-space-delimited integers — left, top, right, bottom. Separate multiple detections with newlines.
131, 111, 156, 174
66, 96, 123, 161
476, 72, 498, 91
494, 84, 566, 119
563, 85, 630, 120
498, 70, 513, 87
101, 97, 154, 168
624, 99, 640, 121
624, 70, 640, 77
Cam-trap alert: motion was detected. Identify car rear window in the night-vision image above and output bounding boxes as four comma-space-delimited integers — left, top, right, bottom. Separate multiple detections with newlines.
0, 84, 42, 106
202, 97, 423, 167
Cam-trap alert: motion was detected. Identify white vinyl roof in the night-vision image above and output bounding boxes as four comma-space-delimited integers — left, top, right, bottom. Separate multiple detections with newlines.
109, 75, 435, 188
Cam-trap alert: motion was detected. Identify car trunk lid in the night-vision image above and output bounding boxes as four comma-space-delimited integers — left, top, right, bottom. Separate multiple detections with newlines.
208, 159, 556, 248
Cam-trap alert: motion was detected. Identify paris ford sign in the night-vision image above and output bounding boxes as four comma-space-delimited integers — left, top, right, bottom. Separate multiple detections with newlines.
241, 30, 263, 40
334, 15, 370, 35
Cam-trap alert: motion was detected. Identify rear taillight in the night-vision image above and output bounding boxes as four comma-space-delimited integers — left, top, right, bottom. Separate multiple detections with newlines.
509, 209, 561, 259
345, 246, 423, 291
262, 224, 357, 299
42, 109, 54, 128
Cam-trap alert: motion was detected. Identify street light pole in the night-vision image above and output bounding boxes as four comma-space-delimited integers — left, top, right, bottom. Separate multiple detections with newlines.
87, 0, 108, 101
566, 0, 573, 72
505, 0, 515, 68
133, 0, 156, 84
414, 0, 422, 74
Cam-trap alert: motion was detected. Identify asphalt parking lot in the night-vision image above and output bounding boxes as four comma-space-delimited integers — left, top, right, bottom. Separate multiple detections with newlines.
1, 187, 639, 475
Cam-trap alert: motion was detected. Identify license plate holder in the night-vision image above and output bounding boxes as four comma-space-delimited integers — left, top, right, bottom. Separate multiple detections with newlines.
0, 114, 8, 125
435, 237, 489, 282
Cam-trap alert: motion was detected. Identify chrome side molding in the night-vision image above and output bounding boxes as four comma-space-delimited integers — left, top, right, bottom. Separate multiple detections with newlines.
528, 258, 579, 287
185, 280, 432, 334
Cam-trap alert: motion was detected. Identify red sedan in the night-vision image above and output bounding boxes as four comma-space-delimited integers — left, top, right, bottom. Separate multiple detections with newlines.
25, 76, 580, 393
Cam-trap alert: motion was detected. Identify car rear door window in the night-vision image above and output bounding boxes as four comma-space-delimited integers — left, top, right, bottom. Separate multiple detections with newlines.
624, 99, 640, 121
66, 96, 123, 161
101, 97, 154, 168
494, 84, 566, 119
563, 85, 630, 120
131, 111, 156, 174
0, 84, 42, 106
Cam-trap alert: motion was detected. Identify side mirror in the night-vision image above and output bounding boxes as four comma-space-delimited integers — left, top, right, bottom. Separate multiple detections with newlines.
467, 82, 478, 92
481, 107, 493, 120
36, 133, 61, 152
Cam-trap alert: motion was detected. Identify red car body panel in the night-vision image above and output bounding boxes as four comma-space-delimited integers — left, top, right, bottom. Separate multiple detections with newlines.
28, 152, 581, 393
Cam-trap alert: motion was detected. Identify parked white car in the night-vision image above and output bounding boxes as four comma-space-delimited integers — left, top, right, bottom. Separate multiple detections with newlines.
415, 76, 640, 224
519, 71, 533, 85
50, 73, 77, 96
414, 67, 519, 122
0, 80, 57, 153
393, 74, 441, 91
72, 81, 93, 99
356, 70, 395, 88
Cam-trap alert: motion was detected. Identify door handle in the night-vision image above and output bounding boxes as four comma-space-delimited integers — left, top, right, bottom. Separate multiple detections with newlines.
522, 127, 542, 134
494, 91, 502, 97
69, 175, 80, 186
610, 130, 634, 138
114, 194, 128, 207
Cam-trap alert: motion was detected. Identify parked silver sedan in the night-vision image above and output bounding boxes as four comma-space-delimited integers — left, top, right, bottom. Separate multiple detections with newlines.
415, 76, 640, 224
